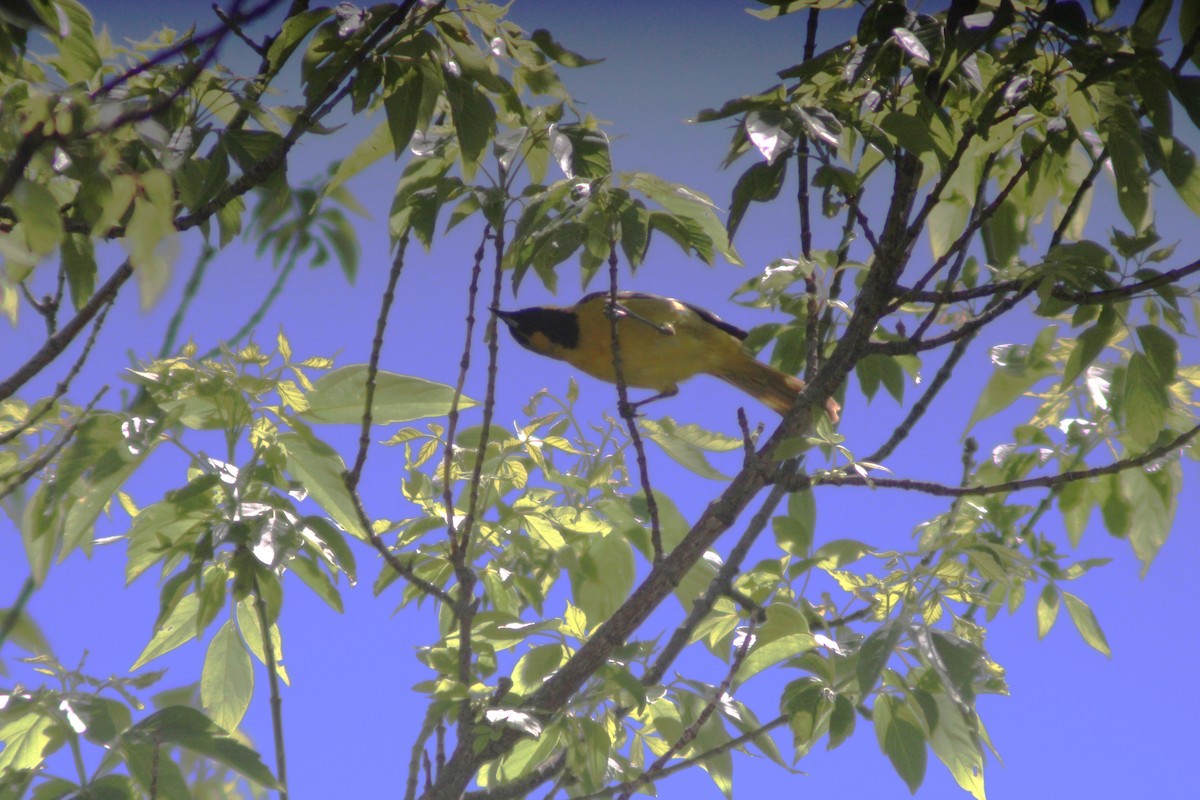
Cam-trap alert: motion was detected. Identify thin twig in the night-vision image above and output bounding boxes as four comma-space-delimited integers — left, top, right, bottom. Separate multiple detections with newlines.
895, 257, 1200, 306
347, 234, 409, 490
1, 261, 132, 403
870, 288, 1030, 356
617, 615, 760, 800
641, 478, 791, 689
605, 248, 664, 563
405, 705, 442, 800
574, 714, 790, 800
252, 573, 288, 800
891, 136, 1051, 311
158, 243, 216, 359
1051, 138, 1106, 249
440, 226, 490, 554
213, 3, 268, 56
793, 421, 1200, 497
0, 293, 115, 447
0, 386, 109, 502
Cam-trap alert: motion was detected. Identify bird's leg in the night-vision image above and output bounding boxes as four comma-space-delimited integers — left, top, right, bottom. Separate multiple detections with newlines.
618, 387, 679, 418
605, 300, 676, 336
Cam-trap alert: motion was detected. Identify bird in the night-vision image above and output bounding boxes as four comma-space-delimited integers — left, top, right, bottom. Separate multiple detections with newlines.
494, 291, 840, 422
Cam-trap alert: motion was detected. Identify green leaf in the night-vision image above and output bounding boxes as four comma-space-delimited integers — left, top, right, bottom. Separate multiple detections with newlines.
325, 121, 392, 198
1132, 0, 1173, 48
736, 604, 815, 686
530, 29, 603, 67
625, 172, 742, 265
0, 703, 56, 773
125, 706, 279, 789
445, 72, 496, 181
1121, 463, 1179, 573
131, 592, 200, 671
201, 621, 254, 732
926, 630, 984, 705
1062, 591, 1111, 657
781, 677, 834, 760
1121, 353, 1168, 448
1036, 584, 1059, 638
301, 515, 357, 581
727, 157, 787, 241
1161, 136, 1200, 215
11, 180, 63, 256
48, 0, 100, 82
827, 693, 856, 750
639, 417, 738, 479
856, 620, 901, 693
773, 489, 815, 556
550, 124, 612, 180
383, 67, 425, 157
855, 353, 905, 403
236, 600, 289, 685
300, 366, 474, 424
927, 693, 985, 799
572, 531, 634, 622
289, 553, 344, 611
1097, 85, 1151, 231
879, 110, 938, 156
873, 694, 926, 794
123, 195, 177, 309
1136, 325, 1178, 384
813, 538, 870, 568
278, 429, 367, 541
511, 644, 568, 696
927, 193, 969, 260
1060, 305, 1116, 389
61, 233, 96, 309
265, 7, 330, 71
966, 339, 1057, 431
119, 737, 190, 800
71, 695, 131, 746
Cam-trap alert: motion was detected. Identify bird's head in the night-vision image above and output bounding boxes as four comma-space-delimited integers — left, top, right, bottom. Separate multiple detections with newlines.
493, 305, 580, 357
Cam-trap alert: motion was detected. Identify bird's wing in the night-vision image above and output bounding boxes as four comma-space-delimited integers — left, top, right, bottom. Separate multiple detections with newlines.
576, 291, 749, 341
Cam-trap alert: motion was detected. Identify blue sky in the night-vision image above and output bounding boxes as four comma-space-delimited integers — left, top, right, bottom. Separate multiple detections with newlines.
4, 1, 1199, 798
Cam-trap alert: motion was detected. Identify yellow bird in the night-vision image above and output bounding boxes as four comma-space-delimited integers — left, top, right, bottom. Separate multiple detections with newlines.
494, 291, 840, 422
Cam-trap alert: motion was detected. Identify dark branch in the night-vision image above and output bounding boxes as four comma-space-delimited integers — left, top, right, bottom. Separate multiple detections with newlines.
792, 422, 1200, 497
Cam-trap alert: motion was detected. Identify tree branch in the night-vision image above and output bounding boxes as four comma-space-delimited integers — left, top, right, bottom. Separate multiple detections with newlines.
793, 422, 1200, 497
869, 288, 1030, 356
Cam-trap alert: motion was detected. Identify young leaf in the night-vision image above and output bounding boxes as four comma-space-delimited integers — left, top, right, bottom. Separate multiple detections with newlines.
278, 429, 367, 541
735, 604, 815, 686
1036, 584, 1059, 639
201, 621, 254, 732
1062, 591, 1111, 657
300, 366, 475, 424
131, 593, 201, 671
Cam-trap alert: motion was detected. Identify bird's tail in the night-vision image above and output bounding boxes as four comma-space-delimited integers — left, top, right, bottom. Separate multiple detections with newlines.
713, 353, 841, 423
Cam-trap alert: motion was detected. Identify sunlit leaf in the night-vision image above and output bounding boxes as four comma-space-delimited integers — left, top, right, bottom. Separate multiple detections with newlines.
300, 366, 474, 424
201, 621, 254, 732
1062, 591, 1111, 657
